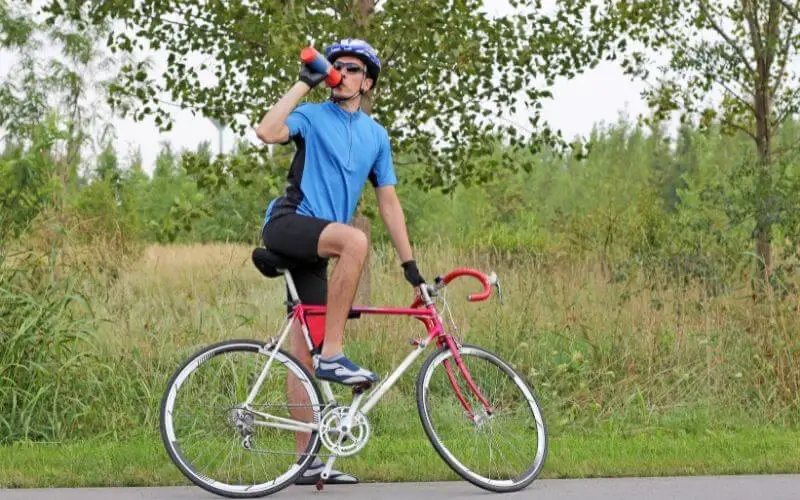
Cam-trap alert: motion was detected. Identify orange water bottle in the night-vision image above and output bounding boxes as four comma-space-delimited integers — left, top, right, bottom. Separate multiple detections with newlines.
300, 47, 342, 87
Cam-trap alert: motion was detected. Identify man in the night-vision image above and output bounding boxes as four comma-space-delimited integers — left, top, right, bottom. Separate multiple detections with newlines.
255, 38, 425, 485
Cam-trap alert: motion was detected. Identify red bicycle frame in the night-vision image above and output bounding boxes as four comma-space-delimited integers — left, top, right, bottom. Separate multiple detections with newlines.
289, 267, 496, 419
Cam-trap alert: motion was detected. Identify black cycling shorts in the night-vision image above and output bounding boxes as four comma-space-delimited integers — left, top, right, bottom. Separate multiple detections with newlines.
262, 213, 332, 311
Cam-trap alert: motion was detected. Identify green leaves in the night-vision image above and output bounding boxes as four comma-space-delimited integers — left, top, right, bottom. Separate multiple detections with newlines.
46, 0, 615, 190
595, 0, 800, 278
0, 118, 65, 240
0, 0, 35, 48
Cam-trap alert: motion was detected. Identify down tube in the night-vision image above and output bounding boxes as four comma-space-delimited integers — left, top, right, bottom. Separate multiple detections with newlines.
360, 343, 428, 415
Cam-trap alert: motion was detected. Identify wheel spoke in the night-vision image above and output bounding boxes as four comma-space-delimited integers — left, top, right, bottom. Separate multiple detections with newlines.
161, 341, 321, 496
419, 345, 547, 491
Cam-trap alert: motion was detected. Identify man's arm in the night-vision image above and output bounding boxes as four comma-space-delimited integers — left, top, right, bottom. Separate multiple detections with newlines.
255, 82, 311, 144
255, 64, 328, 144
375, 185, 414, 264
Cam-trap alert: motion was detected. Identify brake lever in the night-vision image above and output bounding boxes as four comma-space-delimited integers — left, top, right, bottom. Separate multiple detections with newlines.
429, 276, 446, 297
488, 271, 503, 304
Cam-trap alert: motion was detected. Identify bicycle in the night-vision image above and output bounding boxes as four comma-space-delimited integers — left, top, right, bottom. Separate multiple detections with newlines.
159, 247, 548, 498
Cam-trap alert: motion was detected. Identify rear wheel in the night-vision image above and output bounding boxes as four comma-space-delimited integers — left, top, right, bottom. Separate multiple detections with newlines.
416, 344, 547, 492
160, 339, 323, 498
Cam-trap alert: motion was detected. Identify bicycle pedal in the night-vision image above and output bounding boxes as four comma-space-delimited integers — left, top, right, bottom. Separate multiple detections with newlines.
352, 382, 372, 394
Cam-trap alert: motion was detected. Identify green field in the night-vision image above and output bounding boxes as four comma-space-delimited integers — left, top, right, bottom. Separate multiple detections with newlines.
2, 242, 799, 486
2, 428, 799, 488
6, 0, 800, 489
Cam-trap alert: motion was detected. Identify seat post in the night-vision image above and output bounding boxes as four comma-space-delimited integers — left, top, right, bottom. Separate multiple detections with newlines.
282, 269, 301, 304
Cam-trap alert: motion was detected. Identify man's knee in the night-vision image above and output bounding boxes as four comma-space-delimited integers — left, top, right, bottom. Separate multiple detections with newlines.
345, 229, 368, 260
319, 224, 368, 260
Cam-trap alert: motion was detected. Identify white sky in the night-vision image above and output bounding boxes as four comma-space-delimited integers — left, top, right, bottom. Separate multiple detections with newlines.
1, 1, 649, 175
110, 60, 647, 174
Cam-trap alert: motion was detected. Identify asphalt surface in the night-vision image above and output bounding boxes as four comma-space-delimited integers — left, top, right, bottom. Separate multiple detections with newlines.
2, 476, 800, 500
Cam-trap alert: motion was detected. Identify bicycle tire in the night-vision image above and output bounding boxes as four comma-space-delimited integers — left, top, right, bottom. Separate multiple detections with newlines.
416, 344, 547, 492
160, 339, 323, 498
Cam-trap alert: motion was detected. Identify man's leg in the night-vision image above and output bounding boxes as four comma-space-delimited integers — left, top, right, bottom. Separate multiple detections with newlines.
264, 215, 368, 359
286, 263, 360, 485
308, 223, 379, 385
281, 258, 328, 457
288, 319, 313, 456
263, 214, 366, 481
316, 223, 368, 358
264, 218, 325, 460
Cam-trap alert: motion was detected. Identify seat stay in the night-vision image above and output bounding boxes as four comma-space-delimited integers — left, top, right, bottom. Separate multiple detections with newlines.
243, 315, 295, 407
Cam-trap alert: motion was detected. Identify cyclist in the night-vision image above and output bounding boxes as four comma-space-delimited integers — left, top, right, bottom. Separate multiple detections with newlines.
255, 38, 425, 485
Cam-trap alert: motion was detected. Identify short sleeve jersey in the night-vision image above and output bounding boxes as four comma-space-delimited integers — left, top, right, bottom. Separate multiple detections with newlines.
264, 100, 397, 226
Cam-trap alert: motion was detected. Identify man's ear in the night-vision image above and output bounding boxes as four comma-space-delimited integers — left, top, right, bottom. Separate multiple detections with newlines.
363, 77, 374, 92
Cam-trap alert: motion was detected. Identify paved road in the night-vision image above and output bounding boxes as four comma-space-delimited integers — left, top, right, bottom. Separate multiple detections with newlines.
1, 476, 799, 500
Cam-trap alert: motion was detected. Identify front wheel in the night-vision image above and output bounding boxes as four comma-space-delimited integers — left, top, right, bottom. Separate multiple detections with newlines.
416, 344, 547, 492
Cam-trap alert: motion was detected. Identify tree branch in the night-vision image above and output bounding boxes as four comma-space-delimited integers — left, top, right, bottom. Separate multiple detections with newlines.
770, 0, 798, 96
697, 0, 755, 74
679, 42, 756, 105
718, 79, 756, 113
742, 0, 764, 62
770, 86, 800, 129
766, 0, 781, 70
156, 16, 270, 50
777, 0, 800, 23
722, 117, 757, 140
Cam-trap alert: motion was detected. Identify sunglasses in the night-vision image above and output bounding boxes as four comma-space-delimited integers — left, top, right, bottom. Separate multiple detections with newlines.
333, 61, 365, 74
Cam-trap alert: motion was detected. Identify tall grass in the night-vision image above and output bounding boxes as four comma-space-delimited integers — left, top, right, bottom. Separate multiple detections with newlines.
0, 250, 97, 442
2, 239, 798, 444
94, 242, 800, 438
0, 208, 139, 443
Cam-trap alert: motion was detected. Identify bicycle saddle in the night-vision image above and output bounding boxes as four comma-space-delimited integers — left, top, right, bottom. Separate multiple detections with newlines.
251, 247, 296, 278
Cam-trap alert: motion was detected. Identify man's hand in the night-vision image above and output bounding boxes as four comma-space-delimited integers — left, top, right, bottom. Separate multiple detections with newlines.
299, 64, 327, 89
402, 260, 426, 287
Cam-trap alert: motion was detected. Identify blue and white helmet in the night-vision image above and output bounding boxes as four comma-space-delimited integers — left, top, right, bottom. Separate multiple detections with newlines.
325, 38, 381, 87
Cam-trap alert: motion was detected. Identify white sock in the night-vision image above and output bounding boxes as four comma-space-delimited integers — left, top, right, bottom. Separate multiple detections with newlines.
320, 352, 345, 363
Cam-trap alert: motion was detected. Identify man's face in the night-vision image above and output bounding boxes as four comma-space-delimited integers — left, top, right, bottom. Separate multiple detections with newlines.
331, 56, 373, 97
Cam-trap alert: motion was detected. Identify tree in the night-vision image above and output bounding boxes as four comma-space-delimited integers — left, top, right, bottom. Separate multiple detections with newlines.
604, 0, 800, 281
44, 0, 615, 190
94, 142, 121, 188
44, 0, 619, 301
152, 142, 176, 179
1, 0, 114, 225
0, 118, 64, 239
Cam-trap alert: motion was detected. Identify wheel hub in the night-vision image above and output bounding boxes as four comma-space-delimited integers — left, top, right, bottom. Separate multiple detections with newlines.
229, 407, 256, 449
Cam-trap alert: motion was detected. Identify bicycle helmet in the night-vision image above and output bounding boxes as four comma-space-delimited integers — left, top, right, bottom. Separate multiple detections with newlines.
325, 38, 381, 89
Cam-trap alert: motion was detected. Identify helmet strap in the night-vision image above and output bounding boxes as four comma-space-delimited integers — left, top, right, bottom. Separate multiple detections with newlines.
329, 88, 363, 104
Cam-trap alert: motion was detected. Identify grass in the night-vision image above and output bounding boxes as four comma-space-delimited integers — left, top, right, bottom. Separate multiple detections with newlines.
1, 427, 799, 488
2, 241, 799, 485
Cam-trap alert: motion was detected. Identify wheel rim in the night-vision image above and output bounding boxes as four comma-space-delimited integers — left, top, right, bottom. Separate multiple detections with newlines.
421, 346, 546, 488
162, 342, 321, 494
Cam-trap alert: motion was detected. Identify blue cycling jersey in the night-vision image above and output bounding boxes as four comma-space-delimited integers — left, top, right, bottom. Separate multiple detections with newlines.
264, 101, 397, 226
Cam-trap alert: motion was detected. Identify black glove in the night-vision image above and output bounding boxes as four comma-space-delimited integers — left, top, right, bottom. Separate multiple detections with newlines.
402, 260, 426, 287
299, 64, 327, 89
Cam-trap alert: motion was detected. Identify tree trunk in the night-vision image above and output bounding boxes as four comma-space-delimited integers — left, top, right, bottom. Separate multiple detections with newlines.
754, 84, 773, 282
749, 0, 778, 285
351, 0, 375, 305
351, 214, 372, 304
